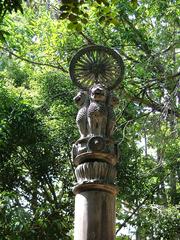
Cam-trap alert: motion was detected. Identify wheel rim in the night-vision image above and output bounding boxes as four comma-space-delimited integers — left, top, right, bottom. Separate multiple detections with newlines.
69, 45, 124, 90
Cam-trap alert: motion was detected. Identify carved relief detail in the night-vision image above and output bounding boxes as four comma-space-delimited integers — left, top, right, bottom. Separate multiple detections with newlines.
73, 91, 89, 139
73, 83, 119, 187
87, 84, 108, 137
73, 83, 119, 167
72, 137, 119, 166
75, 162, 117, 184
106, 93, 119, 138
74, 84, 118, 140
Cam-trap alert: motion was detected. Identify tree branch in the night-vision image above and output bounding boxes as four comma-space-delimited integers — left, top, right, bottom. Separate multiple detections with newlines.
43, 174, 59, 208
119, 50, 140, 63
0, 47, 68, 73
67, 148, 77, 181
158, 42, 178, 55
116, 174, 170, 235
79, 31, 95, 45
124, 90, 180, 118
121, 14, 151, 55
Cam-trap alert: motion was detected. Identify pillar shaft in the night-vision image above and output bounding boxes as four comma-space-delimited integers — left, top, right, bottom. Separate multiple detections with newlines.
73, 161, 117, 240
74, 189, 116, 240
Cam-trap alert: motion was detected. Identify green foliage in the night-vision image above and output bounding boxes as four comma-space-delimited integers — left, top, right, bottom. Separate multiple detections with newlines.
0, 0, 179, 239
0, 0, 25, 42
137, 205, 179, 240
0, 0, 23, 17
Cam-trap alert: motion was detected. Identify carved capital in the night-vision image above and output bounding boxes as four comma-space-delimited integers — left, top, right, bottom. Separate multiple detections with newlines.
72, 137, 119, 166
75, 161, 117, 185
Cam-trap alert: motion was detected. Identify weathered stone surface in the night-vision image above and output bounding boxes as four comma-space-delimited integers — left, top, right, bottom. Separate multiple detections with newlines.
75, 161, 117, 184
74, 91, 89, 139
106, 93, 119, 137
73, 182, 118, 195
74, 84, 118, 140
74, 189, 116, 240
87, 84, 108, 137
72, 137, 119, 166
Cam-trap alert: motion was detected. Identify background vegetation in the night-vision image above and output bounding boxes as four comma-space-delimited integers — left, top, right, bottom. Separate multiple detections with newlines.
0, 0, 179, 239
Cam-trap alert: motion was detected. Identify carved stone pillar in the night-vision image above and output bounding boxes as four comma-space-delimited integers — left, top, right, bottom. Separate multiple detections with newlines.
69, 45, 124, 240
74, 161, 117, 240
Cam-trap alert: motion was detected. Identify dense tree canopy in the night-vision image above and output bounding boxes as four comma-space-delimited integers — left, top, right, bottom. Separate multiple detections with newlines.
0, 0, 179, 239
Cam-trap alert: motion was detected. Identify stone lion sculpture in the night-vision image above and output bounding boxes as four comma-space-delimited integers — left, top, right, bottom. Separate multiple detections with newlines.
106, 93, 119, 138
87, 84, 108, 137
74, 90, 89, 139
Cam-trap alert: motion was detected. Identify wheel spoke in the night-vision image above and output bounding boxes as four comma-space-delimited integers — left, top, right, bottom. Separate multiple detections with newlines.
70, 45, 124, 89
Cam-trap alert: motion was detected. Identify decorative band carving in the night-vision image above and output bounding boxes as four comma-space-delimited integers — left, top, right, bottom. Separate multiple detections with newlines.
72, 137, 119, 166
75, 161, 117, 184
73, 183, 118, 195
